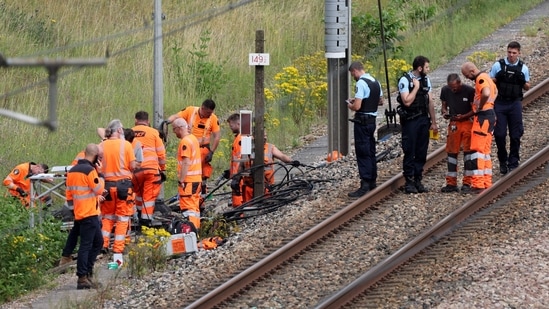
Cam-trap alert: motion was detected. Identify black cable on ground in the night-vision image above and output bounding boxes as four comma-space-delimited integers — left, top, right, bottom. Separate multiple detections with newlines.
154, 161, 331, 224
219, 162, 329, 222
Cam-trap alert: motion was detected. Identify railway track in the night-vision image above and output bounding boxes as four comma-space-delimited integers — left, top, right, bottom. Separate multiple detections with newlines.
184, 78, 549, 308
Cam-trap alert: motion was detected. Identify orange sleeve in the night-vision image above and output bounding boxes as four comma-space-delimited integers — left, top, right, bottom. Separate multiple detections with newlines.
125, 141, 136, 165
178, 107, 192, 122
209, 114, 220, 133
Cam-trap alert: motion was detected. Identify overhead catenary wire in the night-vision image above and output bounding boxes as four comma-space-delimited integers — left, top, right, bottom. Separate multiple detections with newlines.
1, 0, 257, 103
24, 0, 257, 58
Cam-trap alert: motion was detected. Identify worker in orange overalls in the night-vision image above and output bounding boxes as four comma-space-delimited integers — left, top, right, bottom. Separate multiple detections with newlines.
65, 143, 105, 290
226, 113, 245, 207
168, 99, 220, 195
131, 111, 166, 224
239, 131, 299, 203
3, 162, 49, 207
440, 73, 475, 193
99, 119, 137, 265
72, 150, 85, 166
461, 62, 497, 193
172, 118, 202, 229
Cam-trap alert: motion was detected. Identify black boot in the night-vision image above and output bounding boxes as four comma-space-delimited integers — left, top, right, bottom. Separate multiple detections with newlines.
415, 177, 428, 193
404, 177, 418, 194
348, 180, 371, 198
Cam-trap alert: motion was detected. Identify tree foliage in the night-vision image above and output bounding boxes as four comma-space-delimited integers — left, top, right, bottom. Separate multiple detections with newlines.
351, 8, 406, 58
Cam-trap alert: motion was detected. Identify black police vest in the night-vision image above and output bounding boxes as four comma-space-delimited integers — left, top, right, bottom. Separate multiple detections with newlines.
402, 75, 429, 113
358, 77, 381, 113
495, 59, 525, 100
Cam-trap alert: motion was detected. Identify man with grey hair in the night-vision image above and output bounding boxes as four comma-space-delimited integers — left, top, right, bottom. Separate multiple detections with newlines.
172, 118, 202, 230
99, 119, 137, 266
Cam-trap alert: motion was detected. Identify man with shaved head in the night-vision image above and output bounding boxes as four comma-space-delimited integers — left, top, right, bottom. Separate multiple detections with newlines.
172, 118, 202, 230
461, 62, 498, 193
65, 143, 105, 289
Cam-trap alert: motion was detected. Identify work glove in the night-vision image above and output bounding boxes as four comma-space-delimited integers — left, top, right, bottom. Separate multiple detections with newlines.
159, 171, 167, 183
290, 160, 301, 167
222, 169, 230, 180
230, 178, 241, 196
16, 187, 28, 197
205, 150, 214, 163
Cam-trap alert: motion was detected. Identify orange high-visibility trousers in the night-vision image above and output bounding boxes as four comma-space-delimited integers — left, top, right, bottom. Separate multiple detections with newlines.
470, 111, 495, 189
101, 183, 134, 253
200, 147, 213, 179
445, 120, 473, 187
132, 169, 161, 220
178, 181, 201, 229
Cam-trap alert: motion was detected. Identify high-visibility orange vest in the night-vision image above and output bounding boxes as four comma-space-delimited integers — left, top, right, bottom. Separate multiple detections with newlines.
177, 134, 202, 183
66, 160, 104, 220
241, 143, 275, 184
176, 106, 220, 146
473, 72, 497, 112
263, 144, 275, 185
101, 139, 136, 181
230, 134, 242, 177
71, 150, 85, 166
3, 162, 32, 196
132, 125, 166, 171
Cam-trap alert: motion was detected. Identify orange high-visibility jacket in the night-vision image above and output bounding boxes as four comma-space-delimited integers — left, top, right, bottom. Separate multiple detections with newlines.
101, 139, 136, 181
132, 125, 166, 171
263, 144, 275, 185
3, 162, 33, 195
66, 159, 104, 220
176, 106, 220, 146
241, 143, 275, 184
71, 150, 85, 166
473, 72, 497, 112
177, 134, 202, 183
230, 134, 242, 177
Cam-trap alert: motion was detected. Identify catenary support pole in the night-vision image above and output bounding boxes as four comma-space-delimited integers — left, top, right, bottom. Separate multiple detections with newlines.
152, 0, 166, 200
153, 0, 164, 129
0, 56, 106, 131
325, 0, 350, 156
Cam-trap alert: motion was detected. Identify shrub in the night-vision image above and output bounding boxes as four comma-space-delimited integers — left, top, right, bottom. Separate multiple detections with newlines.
0, 197, 66, 303
126, 226, 171, 278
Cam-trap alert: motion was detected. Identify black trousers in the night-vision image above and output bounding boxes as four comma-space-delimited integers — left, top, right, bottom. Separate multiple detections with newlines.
76, 216, 103, 277
401, 114, 430, 179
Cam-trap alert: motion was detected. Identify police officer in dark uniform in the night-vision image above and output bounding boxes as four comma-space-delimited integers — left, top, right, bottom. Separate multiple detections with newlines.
397, 56, 438, 194
489, 41, 531, 175
346, 61, 383, 198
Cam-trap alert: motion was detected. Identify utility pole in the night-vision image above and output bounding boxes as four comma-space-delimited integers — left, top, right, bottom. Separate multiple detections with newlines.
251, 30, 267, 198
152, 0, 164, 129
0, 55, 107, 131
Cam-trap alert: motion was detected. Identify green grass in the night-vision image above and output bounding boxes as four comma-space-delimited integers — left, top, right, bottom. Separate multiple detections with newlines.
395, 0, 545, 68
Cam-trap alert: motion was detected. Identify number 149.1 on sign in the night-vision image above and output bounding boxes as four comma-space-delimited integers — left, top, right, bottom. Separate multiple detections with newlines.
249, 53, 270, 66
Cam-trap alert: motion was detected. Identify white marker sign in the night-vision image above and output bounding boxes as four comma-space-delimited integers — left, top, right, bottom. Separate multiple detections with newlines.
249, 53, 270, 66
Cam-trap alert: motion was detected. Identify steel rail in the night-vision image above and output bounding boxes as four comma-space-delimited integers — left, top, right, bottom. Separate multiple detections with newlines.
314, 79, 549, 308
315, 143, 549, 309
184, 79, 549, 309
